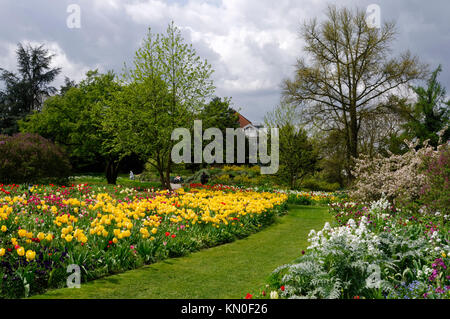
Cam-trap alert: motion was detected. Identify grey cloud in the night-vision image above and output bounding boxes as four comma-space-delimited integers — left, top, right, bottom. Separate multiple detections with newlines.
0, 0, 448, 123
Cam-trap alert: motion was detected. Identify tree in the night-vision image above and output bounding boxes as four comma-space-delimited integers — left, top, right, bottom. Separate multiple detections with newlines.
20, 70, 123, 183
278, 124, 318, 188
0, 43, 61, 134
201, 96, 239, 131
59, 77, 77, 95
103, 22, 215, 189
265, 102, 317, 188
314, 129, 348, 187
195, 96, 240, 167
282, 5, 427, 178
392, 65, 449, 147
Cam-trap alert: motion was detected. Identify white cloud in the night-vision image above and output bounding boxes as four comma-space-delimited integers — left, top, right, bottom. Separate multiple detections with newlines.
121, 0, 310, 96
43, 41, 97, 86
0, 42, 18, 72
0, 40, 94, 88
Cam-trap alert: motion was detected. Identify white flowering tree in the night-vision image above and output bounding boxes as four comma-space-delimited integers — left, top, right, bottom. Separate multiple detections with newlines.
350, 139, 447, 204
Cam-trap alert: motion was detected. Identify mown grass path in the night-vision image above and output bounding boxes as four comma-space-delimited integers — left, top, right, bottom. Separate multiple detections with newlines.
32, 205, 331, 299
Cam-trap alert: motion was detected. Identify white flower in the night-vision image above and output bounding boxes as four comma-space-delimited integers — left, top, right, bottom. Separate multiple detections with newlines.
270, 291, 279, 299
348, 219, 356, 228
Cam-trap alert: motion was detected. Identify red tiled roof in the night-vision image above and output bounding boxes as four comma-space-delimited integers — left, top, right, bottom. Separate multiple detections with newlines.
237, 113, 252, 128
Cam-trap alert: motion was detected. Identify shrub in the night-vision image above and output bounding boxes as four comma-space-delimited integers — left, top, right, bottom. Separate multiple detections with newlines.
419, 147, 450, 215
300, 178, 340, 192
350, 140, 445, 204
0, 133, 71, 184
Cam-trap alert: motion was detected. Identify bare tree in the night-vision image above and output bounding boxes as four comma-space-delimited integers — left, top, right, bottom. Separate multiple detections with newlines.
283, 5, 428, 178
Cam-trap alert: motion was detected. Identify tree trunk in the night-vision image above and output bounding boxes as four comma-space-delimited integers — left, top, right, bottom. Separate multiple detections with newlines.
105, 159, 119, 185
347, 104, 359, 181
165, 158, 172, 191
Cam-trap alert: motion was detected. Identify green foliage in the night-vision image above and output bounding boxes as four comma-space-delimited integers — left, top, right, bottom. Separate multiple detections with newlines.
299, 177, 341, 192
0, 43, 61, 135
201, 97, 240, 131
277, 124, 318, 188
20, 70, 122, 183
419, 147, 450, 215
0, 133, 71, 184
405, 66, 449, 147
104, 22, 215, 189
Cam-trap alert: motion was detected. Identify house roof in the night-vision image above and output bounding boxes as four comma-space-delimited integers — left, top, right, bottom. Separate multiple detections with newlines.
237, 113, 252, 128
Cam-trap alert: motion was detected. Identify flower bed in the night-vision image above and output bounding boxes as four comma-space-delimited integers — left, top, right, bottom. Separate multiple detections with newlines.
0, 183, 288, 298
259, 196, 450, 299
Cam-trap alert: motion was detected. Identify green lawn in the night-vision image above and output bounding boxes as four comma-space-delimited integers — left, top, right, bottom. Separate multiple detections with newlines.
31, 205, 331, 299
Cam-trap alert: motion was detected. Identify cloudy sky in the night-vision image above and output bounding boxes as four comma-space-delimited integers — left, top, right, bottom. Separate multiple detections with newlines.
0, 0, 449, 123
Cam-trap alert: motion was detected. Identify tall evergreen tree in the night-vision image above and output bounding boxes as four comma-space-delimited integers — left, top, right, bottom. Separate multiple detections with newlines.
0, 43, 61, 134
405, 65, 449, 147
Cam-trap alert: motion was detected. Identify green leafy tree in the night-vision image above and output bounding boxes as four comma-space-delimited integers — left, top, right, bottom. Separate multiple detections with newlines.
103, 22, 215, 189
20, 70, 123, 183
59, 77, 77, 96
0, 43, 61, 134
278, 124, 318, 188
201, 97, 240, 131
195, 96, 240, 167
265, 102, 318, 188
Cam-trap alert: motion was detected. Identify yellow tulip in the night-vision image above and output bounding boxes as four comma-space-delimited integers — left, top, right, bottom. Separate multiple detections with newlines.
0, 248, 5, 257
18, 229, 27, 237
16, 247, 25, 256
26, 250, 36, 261
1, 225, 6, 232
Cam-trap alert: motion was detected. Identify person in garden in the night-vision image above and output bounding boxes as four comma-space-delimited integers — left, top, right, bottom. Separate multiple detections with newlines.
200, 171, 209, 185
173, 175, 183, 184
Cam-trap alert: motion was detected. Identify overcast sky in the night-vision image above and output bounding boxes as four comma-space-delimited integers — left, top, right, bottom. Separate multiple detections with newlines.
0, 0, 449, 123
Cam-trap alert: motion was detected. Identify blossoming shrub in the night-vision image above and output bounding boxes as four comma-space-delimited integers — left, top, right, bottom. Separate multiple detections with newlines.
419, 147, 450, 215
0, 183, 287, 298
0, 133, 71, 185
350, 141, 446, 205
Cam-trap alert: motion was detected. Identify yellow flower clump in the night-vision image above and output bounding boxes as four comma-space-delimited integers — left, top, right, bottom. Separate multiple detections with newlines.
0, 187, 287, 251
